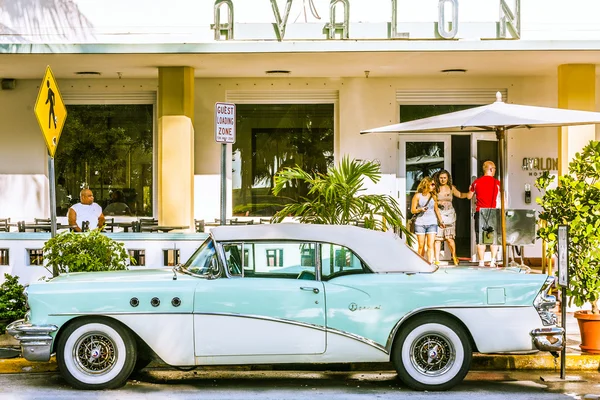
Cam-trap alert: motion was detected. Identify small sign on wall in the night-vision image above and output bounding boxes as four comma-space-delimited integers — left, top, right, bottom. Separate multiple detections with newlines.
215, 102, 236, 144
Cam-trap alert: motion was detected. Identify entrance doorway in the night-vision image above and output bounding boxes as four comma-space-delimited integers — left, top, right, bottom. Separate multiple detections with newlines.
470, 133, 499, 259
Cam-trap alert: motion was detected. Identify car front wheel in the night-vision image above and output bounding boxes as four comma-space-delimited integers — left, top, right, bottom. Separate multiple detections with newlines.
392, 314, 472, 391
56, 318, 136, 390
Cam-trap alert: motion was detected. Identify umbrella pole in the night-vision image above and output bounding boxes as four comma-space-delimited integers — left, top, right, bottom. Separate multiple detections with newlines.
496, 127, 508, 267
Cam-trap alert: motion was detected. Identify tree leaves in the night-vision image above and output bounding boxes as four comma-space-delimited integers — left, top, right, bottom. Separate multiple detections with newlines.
43, 230, 131, 274
536, 140, 600, 314
271, 156, 413, 245
0, 274, 27, 332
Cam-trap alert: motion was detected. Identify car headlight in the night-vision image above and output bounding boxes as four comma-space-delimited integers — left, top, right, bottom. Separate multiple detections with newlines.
533, 276, 558, 326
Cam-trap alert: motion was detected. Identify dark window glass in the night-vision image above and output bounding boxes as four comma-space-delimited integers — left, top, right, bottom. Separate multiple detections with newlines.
128, 249, 146, 266
163, 249, 180, 266
28, 249, 44, 266
0, 249, 8, 265
233, 104, 334, 217
55, 104, 154, 217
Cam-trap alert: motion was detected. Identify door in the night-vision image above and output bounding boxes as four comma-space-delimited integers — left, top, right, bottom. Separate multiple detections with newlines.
470, 133, 499, 259
193, 240, 326, 357
399, 135, 451, 249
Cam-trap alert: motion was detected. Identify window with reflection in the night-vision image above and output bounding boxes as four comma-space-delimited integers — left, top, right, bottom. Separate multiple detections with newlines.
54, 104, 154, 217
320, 243, 367, 280
232, 104, 334, 217
224, 241, 316, 280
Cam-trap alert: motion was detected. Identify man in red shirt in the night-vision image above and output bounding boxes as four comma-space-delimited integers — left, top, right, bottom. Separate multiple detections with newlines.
467, 161, 500, 267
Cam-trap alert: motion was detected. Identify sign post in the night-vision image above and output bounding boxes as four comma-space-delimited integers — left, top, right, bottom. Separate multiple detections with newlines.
215, 102, 236, 225
557, 225, 568, 380
34, 66, 67, 277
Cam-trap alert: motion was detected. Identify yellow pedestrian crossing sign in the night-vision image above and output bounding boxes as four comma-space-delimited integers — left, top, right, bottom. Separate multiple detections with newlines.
34, 66, 67, 158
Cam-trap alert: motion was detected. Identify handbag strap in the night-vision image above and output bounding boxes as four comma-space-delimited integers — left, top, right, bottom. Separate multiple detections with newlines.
423, 194, 433, 209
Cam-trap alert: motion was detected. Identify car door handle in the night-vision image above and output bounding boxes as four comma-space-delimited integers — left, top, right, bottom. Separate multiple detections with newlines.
300, 287, 320, 294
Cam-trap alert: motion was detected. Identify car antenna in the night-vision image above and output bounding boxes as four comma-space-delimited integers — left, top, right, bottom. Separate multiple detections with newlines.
172, 243, 178, 280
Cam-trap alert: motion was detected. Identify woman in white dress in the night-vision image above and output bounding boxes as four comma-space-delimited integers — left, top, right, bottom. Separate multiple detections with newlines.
433, 170, 468, 265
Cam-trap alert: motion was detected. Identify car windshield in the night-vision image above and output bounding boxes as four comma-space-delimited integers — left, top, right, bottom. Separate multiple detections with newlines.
182, 237, 219, 277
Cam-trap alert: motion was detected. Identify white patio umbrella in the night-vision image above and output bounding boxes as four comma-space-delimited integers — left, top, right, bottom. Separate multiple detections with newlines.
361, 92, 600, 265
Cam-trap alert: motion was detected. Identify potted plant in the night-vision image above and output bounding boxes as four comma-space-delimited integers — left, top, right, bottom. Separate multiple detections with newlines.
536, 140, 600, 353
271, 156, 412, 243
43, 229, 130, 274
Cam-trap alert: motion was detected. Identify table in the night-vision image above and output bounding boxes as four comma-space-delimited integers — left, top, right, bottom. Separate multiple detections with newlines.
140, 225, 189, 233
105, 221, 135, 232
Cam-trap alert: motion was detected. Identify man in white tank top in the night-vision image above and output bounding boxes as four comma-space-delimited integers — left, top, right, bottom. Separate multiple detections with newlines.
68, 189, 105, 232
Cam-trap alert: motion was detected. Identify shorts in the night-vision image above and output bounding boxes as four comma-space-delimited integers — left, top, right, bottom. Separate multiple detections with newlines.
414, 224, 438, 235
474, 212, 481, 244
435, 223, 456, 241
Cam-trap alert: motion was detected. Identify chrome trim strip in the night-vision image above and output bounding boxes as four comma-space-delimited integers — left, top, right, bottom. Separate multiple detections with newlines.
197, 311, 327, 332
325, 326, 388, 353
196, 312, 387, 353
49, 311, 192, 316
385, 305, 530, 351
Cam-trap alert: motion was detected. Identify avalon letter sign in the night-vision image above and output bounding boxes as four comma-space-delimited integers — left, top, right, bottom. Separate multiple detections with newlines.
215, 102, 236, 144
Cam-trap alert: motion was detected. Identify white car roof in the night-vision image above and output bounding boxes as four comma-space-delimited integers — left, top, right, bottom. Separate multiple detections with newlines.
210, 223, 435, 273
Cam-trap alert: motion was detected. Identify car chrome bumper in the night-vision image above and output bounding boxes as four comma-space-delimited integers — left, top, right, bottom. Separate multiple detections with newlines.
530, 327, 565, 352
6, 319, 58, 362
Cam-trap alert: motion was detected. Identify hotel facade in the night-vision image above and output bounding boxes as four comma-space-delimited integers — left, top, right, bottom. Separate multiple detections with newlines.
1, 0, 600, 263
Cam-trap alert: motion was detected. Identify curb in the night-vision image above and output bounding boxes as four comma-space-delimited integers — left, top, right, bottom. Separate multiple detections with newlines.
0, 354, 599, 374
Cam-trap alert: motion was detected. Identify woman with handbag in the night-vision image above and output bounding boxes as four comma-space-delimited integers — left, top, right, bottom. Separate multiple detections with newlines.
410, 176, 445, 264
433, 170, 468, 266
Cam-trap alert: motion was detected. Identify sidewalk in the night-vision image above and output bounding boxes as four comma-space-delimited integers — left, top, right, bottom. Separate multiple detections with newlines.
1, 312, 598, 374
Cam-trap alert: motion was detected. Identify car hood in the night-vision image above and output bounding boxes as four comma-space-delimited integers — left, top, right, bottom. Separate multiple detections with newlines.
46, 268, 197, 284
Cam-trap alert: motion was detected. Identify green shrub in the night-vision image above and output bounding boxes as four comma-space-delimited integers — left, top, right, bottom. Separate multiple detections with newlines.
536, 140, 600, 314
0, 274, 27, 332
43, 230, 130, 273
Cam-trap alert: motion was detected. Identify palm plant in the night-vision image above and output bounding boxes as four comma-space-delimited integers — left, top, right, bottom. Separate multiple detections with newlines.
271, 156, 412, 243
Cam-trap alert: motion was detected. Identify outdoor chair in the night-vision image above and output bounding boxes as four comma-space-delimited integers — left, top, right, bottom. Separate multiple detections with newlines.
0, 218, 10, 232
194, 219, 205, 233
102, 218, 115, 233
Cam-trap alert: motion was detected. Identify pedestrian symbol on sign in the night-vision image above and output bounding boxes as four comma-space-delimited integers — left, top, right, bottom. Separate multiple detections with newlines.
45, 80, 57, 129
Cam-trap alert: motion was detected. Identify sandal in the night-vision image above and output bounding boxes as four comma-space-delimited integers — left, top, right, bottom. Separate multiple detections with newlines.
452, 256, 459, 266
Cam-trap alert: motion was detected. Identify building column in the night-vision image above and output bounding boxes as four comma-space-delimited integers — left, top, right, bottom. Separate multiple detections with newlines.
558, 64, 596, 175
157, 67, 194, 229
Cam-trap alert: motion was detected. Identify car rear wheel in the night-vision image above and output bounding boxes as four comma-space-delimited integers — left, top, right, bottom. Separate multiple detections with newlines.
56, 318, 136, 390
392, 314, 472, 391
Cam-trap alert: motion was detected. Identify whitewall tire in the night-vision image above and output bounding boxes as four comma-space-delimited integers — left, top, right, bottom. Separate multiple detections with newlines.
56, 318, 137, 390
392, 315, 472, 391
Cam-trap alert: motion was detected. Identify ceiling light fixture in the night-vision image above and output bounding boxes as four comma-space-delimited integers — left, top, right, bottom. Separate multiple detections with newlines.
441, 69, 467, 74
265, 70, 291, 76
74, 71, 102, 76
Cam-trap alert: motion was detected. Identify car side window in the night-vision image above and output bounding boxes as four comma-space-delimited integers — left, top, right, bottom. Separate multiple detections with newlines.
320, 243, 367, 280
224, 241, 316, 280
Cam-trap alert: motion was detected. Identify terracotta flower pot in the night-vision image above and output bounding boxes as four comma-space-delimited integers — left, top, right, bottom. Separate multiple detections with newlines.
575, 310, 600, 354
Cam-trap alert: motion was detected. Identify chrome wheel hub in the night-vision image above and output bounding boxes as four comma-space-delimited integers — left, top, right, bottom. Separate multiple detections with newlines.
410, 333, 455, 376
74, 333, 117, 374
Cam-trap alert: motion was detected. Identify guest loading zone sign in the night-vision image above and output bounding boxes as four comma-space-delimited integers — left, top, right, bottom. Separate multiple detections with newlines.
215, 102, 236, 144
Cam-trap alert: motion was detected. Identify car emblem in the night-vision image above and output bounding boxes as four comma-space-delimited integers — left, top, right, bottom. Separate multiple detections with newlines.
348, 302, 358, 312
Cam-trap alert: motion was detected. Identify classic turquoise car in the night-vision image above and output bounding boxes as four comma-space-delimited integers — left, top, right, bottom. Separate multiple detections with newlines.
8, 224, 563, 391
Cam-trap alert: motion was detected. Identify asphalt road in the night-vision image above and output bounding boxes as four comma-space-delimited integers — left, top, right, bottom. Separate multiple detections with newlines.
1, 369, 600, 399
